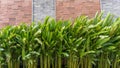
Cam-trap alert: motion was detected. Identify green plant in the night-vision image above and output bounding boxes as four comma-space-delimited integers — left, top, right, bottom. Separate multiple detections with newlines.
0, 13, 120, 68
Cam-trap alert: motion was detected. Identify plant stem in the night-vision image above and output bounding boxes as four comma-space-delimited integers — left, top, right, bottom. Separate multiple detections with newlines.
47, 56, 50, 68
84, 57, 87, 68
44, 56, 47, 68
40, 55, 43, 68
88, 56, 91, 68
58, 56, 61, 68
55, 56, 57, 68
8, 60, 12, 68
81, 58, 84, 68
52, 58, 54, 68
99, 54, 103, 68
14, 61, 20, 68
114, 56, 117, 68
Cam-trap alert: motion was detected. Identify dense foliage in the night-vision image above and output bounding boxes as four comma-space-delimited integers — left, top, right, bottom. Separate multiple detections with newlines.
0, 13, 120, 68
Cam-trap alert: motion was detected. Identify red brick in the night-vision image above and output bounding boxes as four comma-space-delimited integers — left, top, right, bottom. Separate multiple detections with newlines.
56, 0, 101, 20
0, 0, 32, 28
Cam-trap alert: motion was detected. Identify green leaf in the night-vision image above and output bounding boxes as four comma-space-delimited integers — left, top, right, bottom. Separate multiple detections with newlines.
34, 38, 42, 45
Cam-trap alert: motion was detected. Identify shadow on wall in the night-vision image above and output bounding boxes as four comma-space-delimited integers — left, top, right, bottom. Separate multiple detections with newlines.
33, 0, 56, 22
100, 0, 120, 18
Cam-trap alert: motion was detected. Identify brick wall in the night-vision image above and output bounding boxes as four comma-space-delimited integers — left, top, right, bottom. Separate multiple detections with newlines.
0, 0, 32, 28
0, 0, 102, 27
56, 0, 101, 20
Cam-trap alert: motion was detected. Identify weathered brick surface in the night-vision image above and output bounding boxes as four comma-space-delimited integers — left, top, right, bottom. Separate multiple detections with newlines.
0, 0, 32, 28
56, 0, 101, 20
101, 0, 120, 18
33, 0, 55, 22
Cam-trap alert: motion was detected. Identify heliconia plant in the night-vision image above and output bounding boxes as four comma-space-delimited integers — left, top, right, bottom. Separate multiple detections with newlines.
0, 13, 120, 68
